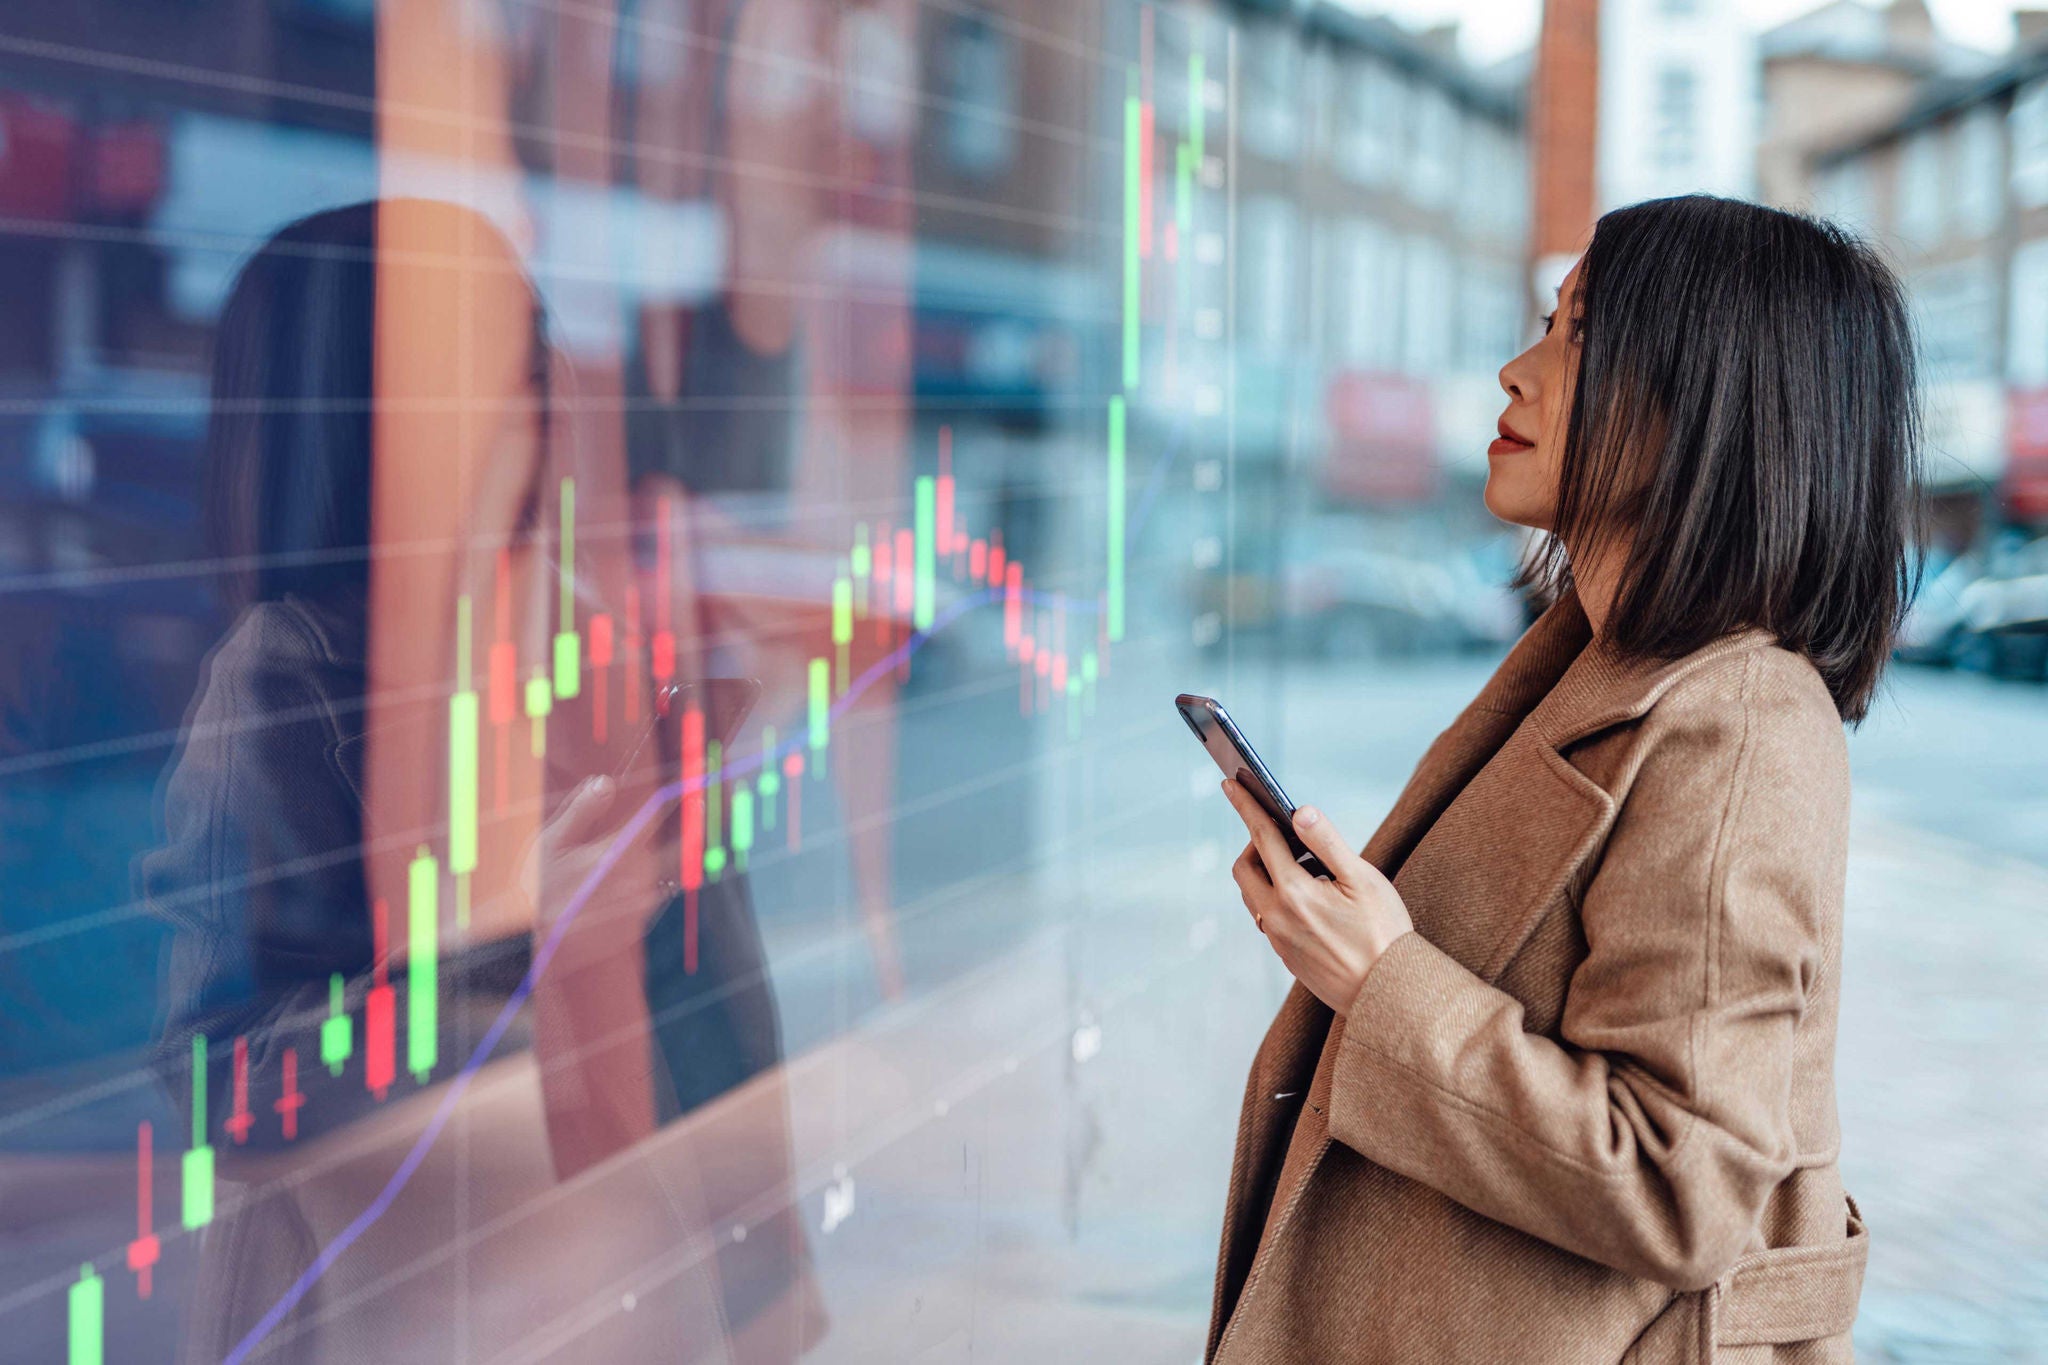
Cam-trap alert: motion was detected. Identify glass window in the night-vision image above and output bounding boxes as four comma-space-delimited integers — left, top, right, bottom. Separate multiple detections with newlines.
2008, 238, 2048, 386
1359, 58, 1410, 186
1897, 129, 1946, 246
1653, 64, 1697, 172
1952, 107, 2003, 239
1411, 87, 1459, 210
1458, 256, 1522, 375
1818, 156, 1874, 231
1239, 195, 1299, 351
1401, 234, 1454, 373
1242, 19, 1299, 161
2011, 79, 2048, 208
1914, 257, 1996, 376
1331, 216, 1400, 369
940, 13, 1019, 177
7, 10, 2026, 1365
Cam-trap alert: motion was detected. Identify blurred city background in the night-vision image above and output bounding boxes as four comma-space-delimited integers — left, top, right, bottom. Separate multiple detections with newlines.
0, 0, 2042, 1361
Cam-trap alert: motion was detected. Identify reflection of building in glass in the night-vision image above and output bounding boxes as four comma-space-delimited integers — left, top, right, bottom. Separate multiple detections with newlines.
1232, 6, 1527, 502
1207, 4, 1532, 660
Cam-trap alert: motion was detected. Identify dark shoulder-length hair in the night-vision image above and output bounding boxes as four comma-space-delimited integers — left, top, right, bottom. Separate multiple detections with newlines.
204, 199, 549, 613
1520, 193, 1922, 724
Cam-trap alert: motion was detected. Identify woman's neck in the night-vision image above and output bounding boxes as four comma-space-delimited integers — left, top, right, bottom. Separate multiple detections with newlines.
1566, 537, 1629, 638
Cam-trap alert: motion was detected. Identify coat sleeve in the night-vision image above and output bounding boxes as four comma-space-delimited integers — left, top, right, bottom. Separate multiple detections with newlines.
1324, 654, 1846, 1290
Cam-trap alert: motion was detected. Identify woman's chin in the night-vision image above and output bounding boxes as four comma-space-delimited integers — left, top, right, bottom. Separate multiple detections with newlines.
1482, 482, 1550, 532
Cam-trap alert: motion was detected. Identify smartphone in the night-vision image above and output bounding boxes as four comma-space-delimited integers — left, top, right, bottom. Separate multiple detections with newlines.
612, 677, 763, 781
1175, 693, 1331, 880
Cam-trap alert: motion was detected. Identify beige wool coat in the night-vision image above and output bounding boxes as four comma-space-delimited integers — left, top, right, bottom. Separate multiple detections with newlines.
1208, 590, 1869, 1364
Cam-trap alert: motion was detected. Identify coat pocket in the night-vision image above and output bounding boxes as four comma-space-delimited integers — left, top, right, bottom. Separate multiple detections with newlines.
1713, 1194, 1867, 1355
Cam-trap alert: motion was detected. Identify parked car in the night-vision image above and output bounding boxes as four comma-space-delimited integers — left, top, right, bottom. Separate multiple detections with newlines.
1263, 518, 1524, 658
1955, 570, 2048, 682
1895, 548, 1980, 666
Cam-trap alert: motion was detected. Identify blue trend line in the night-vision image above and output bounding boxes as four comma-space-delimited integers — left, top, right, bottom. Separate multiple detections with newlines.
225, 420, 1188, 1362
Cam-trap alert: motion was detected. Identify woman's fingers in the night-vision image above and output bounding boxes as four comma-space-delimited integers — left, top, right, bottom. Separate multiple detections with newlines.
1221, 780, 1300, 880
1232, 843, 1275, 934
1232, 841, 1268, 886
1288, 805, 1369, 889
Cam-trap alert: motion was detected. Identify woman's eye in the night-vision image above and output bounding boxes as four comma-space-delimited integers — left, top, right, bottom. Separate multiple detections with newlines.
1541, 312, 1555, 336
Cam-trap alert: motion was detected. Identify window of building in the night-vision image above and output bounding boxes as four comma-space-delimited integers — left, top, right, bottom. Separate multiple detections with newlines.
1915, 257, 1995, 377
1458, 257, 1522, 375
1401, 234, 1453, 373
939, 14, 1017, 178
1242, 20, 1299, 162
1331, 217, 1401, 369
1818, 157, 1873, 231
2011, 79, 2048, 208
1496, 136, 1529, 239
1896, 129, 1945, 247
1411, 88, 1459, 209
1952, 108, 2003, 239
1238, 195, 1298, 352
1653, 64, 1696, 172
2008, 238, 2048, 387
1338, 56, 1406, 186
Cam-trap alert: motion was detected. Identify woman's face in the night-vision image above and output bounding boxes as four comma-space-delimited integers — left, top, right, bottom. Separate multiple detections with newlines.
1486, 258, 1584, 532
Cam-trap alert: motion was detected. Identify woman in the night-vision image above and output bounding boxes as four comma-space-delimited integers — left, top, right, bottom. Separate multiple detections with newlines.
1208, 195, 1917, 1362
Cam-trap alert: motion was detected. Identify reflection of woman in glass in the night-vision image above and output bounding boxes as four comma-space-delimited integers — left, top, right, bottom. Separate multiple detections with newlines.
1208, 198, 1914, 1360
144, 200, 818, 1361
147, 201, 538, 1140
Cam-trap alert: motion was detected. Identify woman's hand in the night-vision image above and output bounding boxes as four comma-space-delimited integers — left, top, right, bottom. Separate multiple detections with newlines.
1223, 779, 1415, 1015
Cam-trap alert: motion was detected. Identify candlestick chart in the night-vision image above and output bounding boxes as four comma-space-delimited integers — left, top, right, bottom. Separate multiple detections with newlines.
0, 3, 1262, 1361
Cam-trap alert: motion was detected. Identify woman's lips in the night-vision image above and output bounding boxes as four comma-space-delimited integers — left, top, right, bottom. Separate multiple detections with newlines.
1489, 421, 1534, 457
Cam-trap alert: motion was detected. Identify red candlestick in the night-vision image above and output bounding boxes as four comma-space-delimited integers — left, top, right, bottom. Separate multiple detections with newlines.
936, 426, 954, 558
589, 612, 613, 743
275, 1047, 304, 1140
126, 1121, 158, 1298
1004, 562, 1023, 652
652, 496, 676, 683
680, 704, 705, 974
782, 750, 805, 850
224, 1034, 253, 1144
365, 896, 395, 1100
623, 580, 642, 726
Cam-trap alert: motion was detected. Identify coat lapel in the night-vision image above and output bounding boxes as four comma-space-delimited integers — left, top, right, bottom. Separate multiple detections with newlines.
1244, 590, 1596, 1091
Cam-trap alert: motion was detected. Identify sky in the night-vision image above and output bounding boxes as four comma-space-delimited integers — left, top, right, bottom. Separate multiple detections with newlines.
1355, 0, 2019, 67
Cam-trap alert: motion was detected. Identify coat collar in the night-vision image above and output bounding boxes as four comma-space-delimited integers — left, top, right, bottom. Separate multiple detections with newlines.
1469, 587, 1780, 748
1358, 583, 1781, 894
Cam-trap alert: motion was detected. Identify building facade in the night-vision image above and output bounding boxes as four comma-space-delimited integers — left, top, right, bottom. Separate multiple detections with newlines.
1597, 0, 1759, 213
1814, 41, 2048, 542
